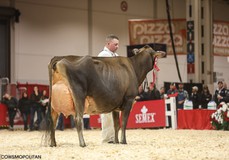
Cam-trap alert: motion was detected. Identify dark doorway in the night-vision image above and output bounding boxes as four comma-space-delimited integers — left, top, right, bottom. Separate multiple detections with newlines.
0, 19, 10, 80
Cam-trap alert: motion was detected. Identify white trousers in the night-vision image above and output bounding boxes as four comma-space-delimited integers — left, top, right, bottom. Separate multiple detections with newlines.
101, 112, 114, 143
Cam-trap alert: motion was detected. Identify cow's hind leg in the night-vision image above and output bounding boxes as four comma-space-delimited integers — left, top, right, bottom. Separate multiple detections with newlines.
113, 111, 120, 144
50, 109, 58, 147
74, 112, 86, 147
72, 96, 86, 147
120, 99, 133, 144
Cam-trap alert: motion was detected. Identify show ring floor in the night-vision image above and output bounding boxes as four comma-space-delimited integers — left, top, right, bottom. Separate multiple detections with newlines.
0, 128, 228, 160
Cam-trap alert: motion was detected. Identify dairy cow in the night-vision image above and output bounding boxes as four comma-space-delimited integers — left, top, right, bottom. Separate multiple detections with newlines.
46, 45, 165, 147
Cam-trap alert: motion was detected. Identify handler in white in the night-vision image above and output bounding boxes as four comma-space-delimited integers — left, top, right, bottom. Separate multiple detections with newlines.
98, 34, 119, 143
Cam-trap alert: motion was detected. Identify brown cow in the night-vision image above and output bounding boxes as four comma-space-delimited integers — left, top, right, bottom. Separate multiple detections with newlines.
46, 45, 165, 147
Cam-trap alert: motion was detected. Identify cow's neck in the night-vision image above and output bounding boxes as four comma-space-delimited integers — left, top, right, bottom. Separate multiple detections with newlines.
130, 53, 153, 85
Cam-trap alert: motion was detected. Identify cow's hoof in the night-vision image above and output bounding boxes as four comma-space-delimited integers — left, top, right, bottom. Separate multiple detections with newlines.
50, 141, 57, 147
120, 142, 127, 145
50, 144, 57, 147
113, 141, 119, 144
80, 144, 86, 147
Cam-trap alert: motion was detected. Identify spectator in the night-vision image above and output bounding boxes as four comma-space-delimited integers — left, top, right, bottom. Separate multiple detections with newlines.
177, 83, 189, 109
98, 34, 119, 143
149, 83, 161, 100
213, 81, 228, 106
167, 83, 178, 97
18, 92, 31, 131
135, 85, 150, 101
223, 82, 229, 103
29, 86, 42, 131
83, 114, 90, 130
223, 81, 227, 90
2, 93, 18, 131
40, 89, 49, 119
159, 86, 166, 99
200, 85, 212, 109
56, 114, 77, 131
56, 113, 64, 131
190, 86, 201, 109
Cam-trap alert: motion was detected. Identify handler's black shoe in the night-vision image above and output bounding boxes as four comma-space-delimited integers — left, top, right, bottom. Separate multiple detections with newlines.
108, 141, 114, 144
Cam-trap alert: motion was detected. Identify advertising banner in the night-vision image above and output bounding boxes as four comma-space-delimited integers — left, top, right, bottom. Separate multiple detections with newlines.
213, 21, 229, 56
127, 100, 166, 128
129, 19, 229, 56
128, 19, 186, 55
89, 100, 166, 129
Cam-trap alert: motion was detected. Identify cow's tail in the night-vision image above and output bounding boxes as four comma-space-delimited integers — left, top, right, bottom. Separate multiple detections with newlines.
42, 98, 54, 146
42, 58, 57, 146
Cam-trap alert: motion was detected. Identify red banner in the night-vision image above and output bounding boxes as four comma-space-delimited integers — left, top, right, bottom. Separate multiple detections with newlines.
127, 100, 166, 128
89, 100, 166, 129
89, 115, 101, 128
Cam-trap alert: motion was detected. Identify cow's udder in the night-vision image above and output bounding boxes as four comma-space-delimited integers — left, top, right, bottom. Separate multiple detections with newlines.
51, 81, 75, 117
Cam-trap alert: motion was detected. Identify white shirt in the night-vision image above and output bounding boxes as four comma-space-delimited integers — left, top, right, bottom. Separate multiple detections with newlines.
98, 47, 119, 57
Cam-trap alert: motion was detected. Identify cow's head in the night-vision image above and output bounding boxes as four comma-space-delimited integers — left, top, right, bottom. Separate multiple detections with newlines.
132, 45, 166, 59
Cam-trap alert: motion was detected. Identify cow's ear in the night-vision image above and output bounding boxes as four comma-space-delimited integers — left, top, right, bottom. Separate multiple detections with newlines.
132, 48, 139, 55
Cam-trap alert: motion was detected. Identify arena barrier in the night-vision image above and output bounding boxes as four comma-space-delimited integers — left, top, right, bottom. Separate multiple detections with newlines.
165, 97, 177, 129
90, 97, 177, 129
0, 94, 177, 130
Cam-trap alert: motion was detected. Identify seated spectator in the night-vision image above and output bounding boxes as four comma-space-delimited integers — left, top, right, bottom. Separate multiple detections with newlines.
177, 83, 189, 109
2, 93, 18, 131
159, 87, 166, 99
149, 83, 161, 100
18, 92, 31, 131
135, 85, 150, 101
213, 81, 228, 106
190, 86, 201, 109
167, 83, 178, 97
200, 85, 212, 109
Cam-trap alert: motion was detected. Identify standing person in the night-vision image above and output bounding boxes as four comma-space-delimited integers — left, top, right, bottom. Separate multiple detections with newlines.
98, 34, 119, 143
56, 113, 64, 131
29, 86, 42, 131
190, 86, 201, 109
177, 83, 189, 109
18, 92, 31, 131
200, 85, 212, 109
40, 89, 49, 118
213, 81, 228, 106
223, 82, 229, 103
2, 93, 18, 131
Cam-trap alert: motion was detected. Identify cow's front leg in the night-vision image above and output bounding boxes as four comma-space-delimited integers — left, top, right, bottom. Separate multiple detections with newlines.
112, 111, 120, 144
120, 99, 133, 144
75, 114, 86, 147
50, 109, 58, 147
